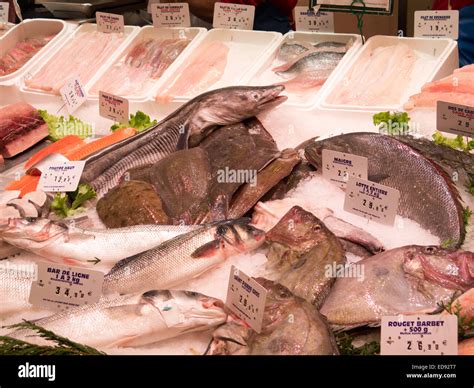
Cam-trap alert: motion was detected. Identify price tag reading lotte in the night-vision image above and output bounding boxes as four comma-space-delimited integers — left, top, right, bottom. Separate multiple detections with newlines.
97, 12, 125, 34
29, 262, 104, 312
152, 3, 191, 28
437, 101, 474, 138
0, 2, 9, 22
99, 91, 129, 123
213, 2, 255, 30
322, 149, 367, 189
344, 177, 400, 226
414, 10, 459, 39
38, 160, 85, 192
59, 77, 86, 115
226, 266, 266, 333
381, 315, 458, 355
294, 6, 334, 32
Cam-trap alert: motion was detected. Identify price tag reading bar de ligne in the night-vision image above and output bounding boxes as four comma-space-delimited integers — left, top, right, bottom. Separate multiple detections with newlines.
437, 101, 474, 138
226, 266, 267, 333
0, 2, 9, 23
38, 161, 85, 192
96, 12, 125, 34
59, 77, 86, 115
29, 262, 104, 312
381, 315, 458, 355
322, 149, 367, 189
99, 91, 129, 123
414, 10, 459, 39
213, 2, 255, 30
344, 177, 400, 226
152, 3, 191, 28
294, 6, 334, 32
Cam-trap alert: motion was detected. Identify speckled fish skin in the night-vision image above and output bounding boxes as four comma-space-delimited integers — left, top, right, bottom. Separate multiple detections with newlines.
276, 42, 311, 62
321, 245, 474, 330
305, 132, 465, 248
8, 290, 227, 348
275, 51, 344, 79
208, 278, 339, 355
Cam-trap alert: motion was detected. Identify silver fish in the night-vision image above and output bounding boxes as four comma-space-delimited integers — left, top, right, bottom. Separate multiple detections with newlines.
0, 261, 36, 316
275, 51, 345, 79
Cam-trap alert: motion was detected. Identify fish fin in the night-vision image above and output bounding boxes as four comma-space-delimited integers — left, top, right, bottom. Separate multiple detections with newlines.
176, 123, 190, 150
191, 239, 223, 259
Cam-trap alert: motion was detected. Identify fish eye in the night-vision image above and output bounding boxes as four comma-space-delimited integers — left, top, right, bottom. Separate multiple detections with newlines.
252, 93, 259, 100
424, 246, 437, 254
216, 225, 228, 236
312, 225, 321, 232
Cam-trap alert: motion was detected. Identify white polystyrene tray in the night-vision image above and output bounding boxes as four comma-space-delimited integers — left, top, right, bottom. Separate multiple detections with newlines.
19, 23, 139, 97
0, 19, 71, 86
86, 26, 207, 102
250, 31, 362, 110
154, 28, 282, 103
319, 35, 458, 112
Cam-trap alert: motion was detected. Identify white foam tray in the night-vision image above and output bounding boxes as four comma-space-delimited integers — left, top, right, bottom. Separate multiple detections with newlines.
19, 23, 139, 97
153, 28, 282, 103
250, 31, 362, 110
319, 35, 459, 112
86, 26, 207, 103
0, 19, 71, 86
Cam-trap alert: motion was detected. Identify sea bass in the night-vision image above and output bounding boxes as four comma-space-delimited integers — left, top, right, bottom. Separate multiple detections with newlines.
8, 290, 227, 348
274, 51, 344, 79
103, 219, 265, 295
305, 133, 465, 247
321, 246, 474, 330
208, 278, 339, 355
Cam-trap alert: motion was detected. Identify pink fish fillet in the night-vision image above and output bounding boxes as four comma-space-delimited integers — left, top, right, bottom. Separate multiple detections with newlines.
421, 72, 474, 94
404, 92, 474, 110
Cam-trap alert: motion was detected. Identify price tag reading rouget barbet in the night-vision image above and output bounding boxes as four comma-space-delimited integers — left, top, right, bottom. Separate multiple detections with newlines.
96, 12, 125, 34
381, 315, 458, 355
322, 149, 368, 189
344, 177, 400, 226
59, 77, 86, 115
151, 3, 191, 28
99, 91, 129, 123
226, 266, 267, 333
213, 2, 255, 30
0, 2, 9, 22
38, 160, 85, 192
29, 262, 104, 312
294, 6, 334, 32
414, 10, 459, 39
437, 101, 474, 138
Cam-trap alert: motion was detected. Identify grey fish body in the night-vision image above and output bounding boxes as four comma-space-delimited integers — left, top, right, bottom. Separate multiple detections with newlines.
276, 51, 344, 79
277, 42, 311, 62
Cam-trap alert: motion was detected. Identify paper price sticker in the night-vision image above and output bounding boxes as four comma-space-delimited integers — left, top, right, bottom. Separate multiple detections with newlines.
38, 160, 85, 192
99, 91, 129, 123
437, 101, 474, 137
152, 3, 191, 28
226, 266, 267, 333
29, 262, 104, 312
322, 149, 367, 189
59, 77, 86, 115
344, 177, 400, 226
294, 6, 334, 32
414, 10, 459, 39
381, 315, 458, 355
213, 2, 255, 30
0, 2, 9, 22
97, 12, 125, 34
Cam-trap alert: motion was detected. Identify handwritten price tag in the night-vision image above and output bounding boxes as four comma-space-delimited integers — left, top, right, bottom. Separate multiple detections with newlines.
0, 2, 9, 22
414, 10, 459, 39
344, 177, 400, 226
437, 101, 474, 138
294, 6, 334, 32
99, 91, 129, 123
322, 149, 367, 189
151, 3, 191, 28
97, 12, 125, 34
381, 315, 458, 355
29, 262, 104, 312
59, 77, 86, 115
226, 266, 267, 333
213, 2, 255, 30
38, 160, 85, 192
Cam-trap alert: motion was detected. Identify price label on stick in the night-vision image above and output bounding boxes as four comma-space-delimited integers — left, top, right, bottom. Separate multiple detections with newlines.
99, 91, 129, 123
29, 262, 104, 312
151, 3, 191, 28
294, 6, 334, 32
322, 149, 367, 189
0, 2, 9, 22
59, 77, 86, 115
344, 177, 400, 226
437, 101, 474, 138
38, 160, 85, 192
97, 12, 125, 34
213, 2, 255, 30
226, 266, 267, 333
414, 10, 459, 39
381, 315, 458, 355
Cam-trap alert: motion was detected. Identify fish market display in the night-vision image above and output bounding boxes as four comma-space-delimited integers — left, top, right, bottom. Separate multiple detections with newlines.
0, 103, 48, 158
0, 35, 55, 76
328, 43, 416, 106
320, 246, 474, 330
91, 38, 190, 97
25, 30, 126, 94
8, 290, 227, 348
103, 220, 265, 295
208, 278, 339, 355
305, 133, 465, 247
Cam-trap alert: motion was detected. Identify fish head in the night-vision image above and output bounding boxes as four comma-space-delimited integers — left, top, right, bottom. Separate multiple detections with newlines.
254, 278, 294, 329
215, 219, 266, 256
304, 142, 324, 171
0, 218, 67, 242
207, 320, 251, 355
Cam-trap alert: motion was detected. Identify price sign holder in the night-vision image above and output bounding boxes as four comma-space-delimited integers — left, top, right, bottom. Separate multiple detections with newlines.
96, 12, 125, 34
99, 91, 129, 123
213, 2, 255, 30
0, 2, 9, 23
294, 6, 335, 32
414, 10, 459, 39
322, 149, 368, 189
437, 101, 474, 138
151, 3, 191, 28
38, 160, 85, 192
307, 0, 393, 15
59, 77, 86, 115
